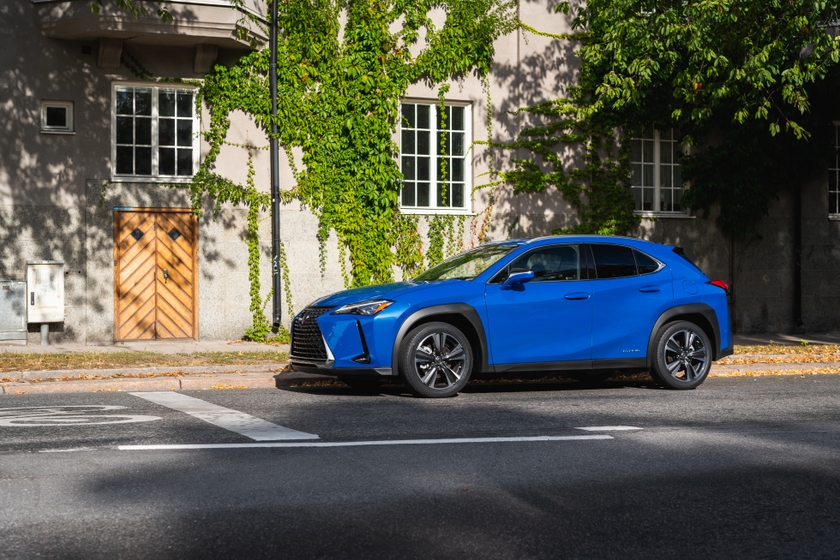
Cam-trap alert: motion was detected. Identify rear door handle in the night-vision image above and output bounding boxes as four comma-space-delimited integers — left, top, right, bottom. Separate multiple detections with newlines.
639, 285, 661, 293
564, 292, 591, 300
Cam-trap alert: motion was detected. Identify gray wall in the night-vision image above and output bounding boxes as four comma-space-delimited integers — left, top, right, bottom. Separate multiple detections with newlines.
0, 1, 257, 343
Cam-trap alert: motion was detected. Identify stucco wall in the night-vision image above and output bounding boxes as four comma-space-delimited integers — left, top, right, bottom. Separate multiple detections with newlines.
0, 1, 260, 342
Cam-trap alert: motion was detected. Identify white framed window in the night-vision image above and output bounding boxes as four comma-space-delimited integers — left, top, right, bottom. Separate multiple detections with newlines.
399, 102, 471, 213
111, 84, 199, 180
630, 125, 686, 214
830, 123, 840, 218
40, 100, 74, 133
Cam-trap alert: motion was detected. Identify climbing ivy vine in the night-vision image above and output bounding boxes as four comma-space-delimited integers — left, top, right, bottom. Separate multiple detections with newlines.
192, 0, 518, 290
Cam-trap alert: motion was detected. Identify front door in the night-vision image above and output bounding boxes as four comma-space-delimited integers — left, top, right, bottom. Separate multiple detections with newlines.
484, 243, 593, 367
114, 209, 198, 341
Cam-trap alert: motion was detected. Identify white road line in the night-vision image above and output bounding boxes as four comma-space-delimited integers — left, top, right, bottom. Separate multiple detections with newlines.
130, 392, 319, 441
118, 434, 613, 451
575, 426, 643, 432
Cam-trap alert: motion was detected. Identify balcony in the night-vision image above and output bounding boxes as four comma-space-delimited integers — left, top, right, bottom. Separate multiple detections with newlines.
32, 0, 267, 50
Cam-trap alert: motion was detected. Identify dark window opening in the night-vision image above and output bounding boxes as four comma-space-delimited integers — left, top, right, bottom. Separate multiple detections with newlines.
503, 245, 582, 283
590, 244, 638, 279
634, 250, 661, 274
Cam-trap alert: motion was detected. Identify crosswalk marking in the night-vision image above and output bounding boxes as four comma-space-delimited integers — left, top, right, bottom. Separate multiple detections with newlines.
130, 392, 319, 441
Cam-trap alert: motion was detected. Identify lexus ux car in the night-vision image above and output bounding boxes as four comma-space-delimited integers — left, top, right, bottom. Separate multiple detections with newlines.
290, 235, 732, 397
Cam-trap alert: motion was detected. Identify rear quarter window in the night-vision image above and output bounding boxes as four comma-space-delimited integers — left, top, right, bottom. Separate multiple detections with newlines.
634, 250, 661, 274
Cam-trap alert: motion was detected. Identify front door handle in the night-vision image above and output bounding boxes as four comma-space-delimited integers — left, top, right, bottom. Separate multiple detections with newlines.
564, 292, 591, 300
639, 285, 660, 293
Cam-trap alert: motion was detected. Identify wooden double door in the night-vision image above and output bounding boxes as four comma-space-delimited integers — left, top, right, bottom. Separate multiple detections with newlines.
114, 209, 198, 341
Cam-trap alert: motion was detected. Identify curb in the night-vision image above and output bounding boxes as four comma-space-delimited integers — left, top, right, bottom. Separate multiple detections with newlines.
0, 367, 335, 395
710, 362, 840, 375
2, 364, 284, 383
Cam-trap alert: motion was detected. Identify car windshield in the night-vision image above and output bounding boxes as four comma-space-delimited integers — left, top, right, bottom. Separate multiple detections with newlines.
414, 242, 523, 281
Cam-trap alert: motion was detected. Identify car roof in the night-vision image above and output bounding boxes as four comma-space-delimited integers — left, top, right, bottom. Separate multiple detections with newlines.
522, 234, 667, 249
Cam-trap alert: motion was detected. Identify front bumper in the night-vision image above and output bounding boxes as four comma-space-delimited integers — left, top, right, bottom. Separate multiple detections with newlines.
289, 304, 407, 377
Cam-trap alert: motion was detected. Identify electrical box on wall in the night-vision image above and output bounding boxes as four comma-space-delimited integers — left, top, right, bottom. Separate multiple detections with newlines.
0, 281, 27, 340
26, 261, 64, 323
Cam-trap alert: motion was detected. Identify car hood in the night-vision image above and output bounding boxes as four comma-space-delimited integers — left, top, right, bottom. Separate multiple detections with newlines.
310, 281, 440, 308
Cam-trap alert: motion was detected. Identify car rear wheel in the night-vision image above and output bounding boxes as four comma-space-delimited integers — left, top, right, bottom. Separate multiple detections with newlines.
399, 322, 473, 398
650, 320, 712, 390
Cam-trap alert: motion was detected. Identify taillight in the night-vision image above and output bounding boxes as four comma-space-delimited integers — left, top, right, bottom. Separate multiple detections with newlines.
707, 279, 729, 294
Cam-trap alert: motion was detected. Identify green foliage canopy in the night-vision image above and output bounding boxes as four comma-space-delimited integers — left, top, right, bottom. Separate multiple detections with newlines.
506, 1, 840, 236
570, 0, 840, 139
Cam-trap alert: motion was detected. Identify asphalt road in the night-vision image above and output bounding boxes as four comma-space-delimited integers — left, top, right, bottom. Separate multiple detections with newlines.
1, 375, 839, 559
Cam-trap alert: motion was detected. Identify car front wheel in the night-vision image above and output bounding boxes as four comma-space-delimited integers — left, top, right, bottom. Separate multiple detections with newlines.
399, 322, 473, 398
650, 320, 712, 390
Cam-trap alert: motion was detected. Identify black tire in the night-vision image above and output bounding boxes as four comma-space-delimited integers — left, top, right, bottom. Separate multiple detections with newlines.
568, 370, 614, 384
399, 322, 473, 398
650, 320, 712, 390
337, 376, 385, 391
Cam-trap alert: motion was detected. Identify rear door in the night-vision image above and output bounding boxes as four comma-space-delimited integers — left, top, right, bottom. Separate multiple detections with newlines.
588, 243, 673, 360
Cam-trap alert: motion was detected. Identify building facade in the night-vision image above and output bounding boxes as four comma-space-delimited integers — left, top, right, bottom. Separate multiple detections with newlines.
1, 0, 839, 345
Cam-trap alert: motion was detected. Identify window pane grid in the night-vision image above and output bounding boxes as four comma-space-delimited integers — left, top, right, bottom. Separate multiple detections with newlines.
114, 85, 196, 178
830, 124, 840, 215
400, 103, 469, 211
630, 127, 684, 213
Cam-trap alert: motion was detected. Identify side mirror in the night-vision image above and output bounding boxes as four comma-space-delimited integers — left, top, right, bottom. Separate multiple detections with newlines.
501, 270, 534, 290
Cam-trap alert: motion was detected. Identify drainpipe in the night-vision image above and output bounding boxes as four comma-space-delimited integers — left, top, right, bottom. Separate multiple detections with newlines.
794, 184, 803, 328
729, 233, 736, 333
269, 0, 282, 332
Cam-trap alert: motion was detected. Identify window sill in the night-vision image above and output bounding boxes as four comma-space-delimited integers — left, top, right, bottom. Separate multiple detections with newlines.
110, 176, 195, 184
40, 130, 75, 135
829, 214, 840, 221
635, 212, 694, 219
400, 207, 474, 216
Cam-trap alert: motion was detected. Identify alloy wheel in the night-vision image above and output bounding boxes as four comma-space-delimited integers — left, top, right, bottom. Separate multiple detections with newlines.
413, 331, 467, 389
662, 328, 708, 382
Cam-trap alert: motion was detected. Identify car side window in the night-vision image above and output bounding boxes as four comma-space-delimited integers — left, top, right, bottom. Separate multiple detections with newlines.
590, 244, 637, 279
504, 245, 582, 282
634, 250, 661, 274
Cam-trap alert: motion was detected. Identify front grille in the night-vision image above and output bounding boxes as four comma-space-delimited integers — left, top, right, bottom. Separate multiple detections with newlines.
291, 306, 332, 361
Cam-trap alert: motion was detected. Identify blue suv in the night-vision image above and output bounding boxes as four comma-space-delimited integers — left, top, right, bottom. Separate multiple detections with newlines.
290, 235, 732, 397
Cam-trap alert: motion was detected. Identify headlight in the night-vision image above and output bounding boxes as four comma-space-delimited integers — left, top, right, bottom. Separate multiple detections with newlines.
332, 300, 394, 316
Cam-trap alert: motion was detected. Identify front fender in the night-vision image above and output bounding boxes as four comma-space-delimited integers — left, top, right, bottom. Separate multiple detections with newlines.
391, 304, 491, 375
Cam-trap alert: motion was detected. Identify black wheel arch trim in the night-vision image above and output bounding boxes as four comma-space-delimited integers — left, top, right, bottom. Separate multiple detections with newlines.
391, 304, 491, 374
646, 304, 722, 366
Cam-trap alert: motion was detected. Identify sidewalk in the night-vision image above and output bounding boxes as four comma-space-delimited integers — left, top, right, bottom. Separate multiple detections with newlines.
0, 339, 282, 354
0, 339, 320, 394
733, 332, 840, 346
1, 333, 838, 394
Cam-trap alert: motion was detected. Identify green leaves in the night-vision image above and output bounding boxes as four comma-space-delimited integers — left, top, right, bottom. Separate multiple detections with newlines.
576, 0, 840, 134
508, 0, 840, 239
195, 0, 516, 287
